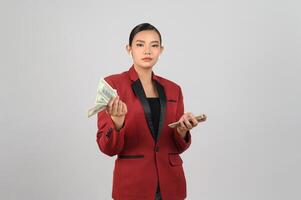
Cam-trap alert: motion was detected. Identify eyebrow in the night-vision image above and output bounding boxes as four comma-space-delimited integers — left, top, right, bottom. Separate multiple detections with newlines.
135, 40, 159, 44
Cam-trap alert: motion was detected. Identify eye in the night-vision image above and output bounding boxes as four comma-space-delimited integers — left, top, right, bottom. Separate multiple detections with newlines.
136, 43, 143, 47
152, 44, 159, 48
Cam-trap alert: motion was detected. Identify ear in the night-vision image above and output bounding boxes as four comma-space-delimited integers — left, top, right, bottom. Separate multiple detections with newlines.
126, 45, 131, 55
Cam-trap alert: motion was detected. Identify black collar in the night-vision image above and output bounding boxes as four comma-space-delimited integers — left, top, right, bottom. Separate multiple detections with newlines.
131, 79, 166, 142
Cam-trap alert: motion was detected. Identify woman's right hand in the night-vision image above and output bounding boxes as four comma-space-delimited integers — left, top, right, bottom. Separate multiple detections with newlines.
107, 96, 128, 131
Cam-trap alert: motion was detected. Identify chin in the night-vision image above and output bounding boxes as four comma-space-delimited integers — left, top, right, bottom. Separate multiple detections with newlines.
137, 62, 156, 69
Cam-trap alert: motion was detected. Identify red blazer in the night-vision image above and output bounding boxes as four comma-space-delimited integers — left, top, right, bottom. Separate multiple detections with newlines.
96, 65, 192, 200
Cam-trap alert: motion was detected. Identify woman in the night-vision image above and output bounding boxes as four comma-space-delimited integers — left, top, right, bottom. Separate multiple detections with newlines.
96, 23, 200, 200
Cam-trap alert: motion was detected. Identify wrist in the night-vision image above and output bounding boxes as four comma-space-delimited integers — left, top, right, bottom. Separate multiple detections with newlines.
176, 128, 187, 138
111, 116, 125, 131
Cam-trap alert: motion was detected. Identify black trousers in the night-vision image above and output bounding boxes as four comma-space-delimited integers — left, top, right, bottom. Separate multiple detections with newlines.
155, 184, 162, 200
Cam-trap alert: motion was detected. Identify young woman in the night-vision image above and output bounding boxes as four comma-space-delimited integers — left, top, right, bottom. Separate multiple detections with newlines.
96, 23, 200, 200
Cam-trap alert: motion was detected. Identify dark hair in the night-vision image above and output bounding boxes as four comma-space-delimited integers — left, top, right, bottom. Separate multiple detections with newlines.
129, 23, 162, 46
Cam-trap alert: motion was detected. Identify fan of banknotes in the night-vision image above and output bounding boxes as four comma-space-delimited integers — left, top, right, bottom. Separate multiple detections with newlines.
87, 78, 117, 118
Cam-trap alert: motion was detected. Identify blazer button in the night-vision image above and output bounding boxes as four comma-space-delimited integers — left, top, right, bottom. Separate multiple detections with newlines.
155, 146, 159, 152
105, 128, 113, 138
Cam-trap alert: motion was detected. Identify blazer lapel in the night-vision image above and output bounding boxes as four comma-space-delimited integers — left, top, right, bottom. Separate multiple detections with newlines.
154, 81, 166, 142
129, 64, 167, 142
132, 79, 156, 140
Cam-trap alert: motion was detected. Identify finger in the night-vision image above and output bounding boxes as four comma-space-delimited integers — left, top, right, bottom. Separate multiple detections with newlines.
186, 112, 194, 119
122, 102, 127, 114
186, 112, 193, 116
186, 113, 198, 127
189, 117, 198, 127
184, 118, 193, 129
112, 96, 119, 116
191, 119, 198, 127
120, 103, 124, 115
179, 121, 187, 130
117, 100, 123, 116
180, 114, 186, 122
107, 97, 115, 114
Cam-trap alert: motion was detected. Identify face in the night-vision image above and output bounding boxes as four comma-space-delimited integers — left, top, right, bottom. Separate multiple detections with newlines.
126, 30, 164, 70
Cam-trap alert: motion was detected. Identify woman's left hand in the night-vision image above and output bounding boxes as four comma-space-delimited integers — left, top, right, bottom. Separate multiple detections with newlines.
176, 112, 198, 138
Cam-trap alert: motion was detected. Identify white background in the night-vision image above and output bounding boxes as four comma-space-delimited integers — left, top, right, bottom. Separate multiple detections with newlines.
1, 0, 300, 199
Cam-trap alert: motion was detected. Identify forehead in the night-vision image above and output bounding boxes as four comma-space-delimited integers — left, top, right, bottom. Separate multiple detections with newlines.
133, 30, 160, 42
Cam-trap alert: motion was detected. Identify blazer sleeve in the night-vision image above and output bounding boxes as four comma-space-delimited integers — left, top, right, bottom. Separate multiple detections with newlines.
172, 86, 192, 154
96, 78, 125, 157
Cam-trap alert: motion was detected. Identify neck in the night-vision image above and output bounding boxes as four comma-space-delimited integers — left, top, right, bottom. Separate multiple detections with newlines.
133, 64, 153, 84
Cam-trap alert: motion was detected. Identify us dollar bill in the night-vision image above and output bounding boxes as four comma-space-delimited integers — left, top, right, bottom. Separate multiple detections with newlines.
87, 102, 107, 118
87, 78, 117, 118
97, 78, 117, 103
168, 114, 207, 128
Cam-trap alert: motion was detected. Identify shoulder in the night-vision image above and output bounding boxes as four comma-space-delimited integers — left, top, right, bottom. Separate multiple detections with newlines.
103, 69, 130, 88
156, 75, 182, 92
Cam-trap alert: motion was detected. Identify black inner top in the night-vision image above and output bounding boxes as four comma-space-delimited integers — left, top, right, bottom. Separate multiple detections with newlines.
147, 97, 162, 194
147, 97, 161, 140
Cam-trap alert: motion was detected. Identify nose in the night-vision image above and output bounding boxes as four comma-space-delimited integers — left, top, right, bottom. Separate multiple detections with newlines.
144, 45, 151, 55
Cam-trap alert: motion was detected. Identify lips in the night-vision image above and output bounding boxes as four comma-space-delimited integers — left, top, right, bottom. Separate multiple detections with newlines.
142, 57, 153, 61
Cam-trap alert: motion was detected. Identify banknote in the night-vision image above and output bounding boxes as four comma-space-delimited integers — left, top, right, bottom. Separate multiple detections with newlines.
168, 114, 207, 128
87, 102, 107, 118
97, 78, 117, 103
87, 78, 117, 118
